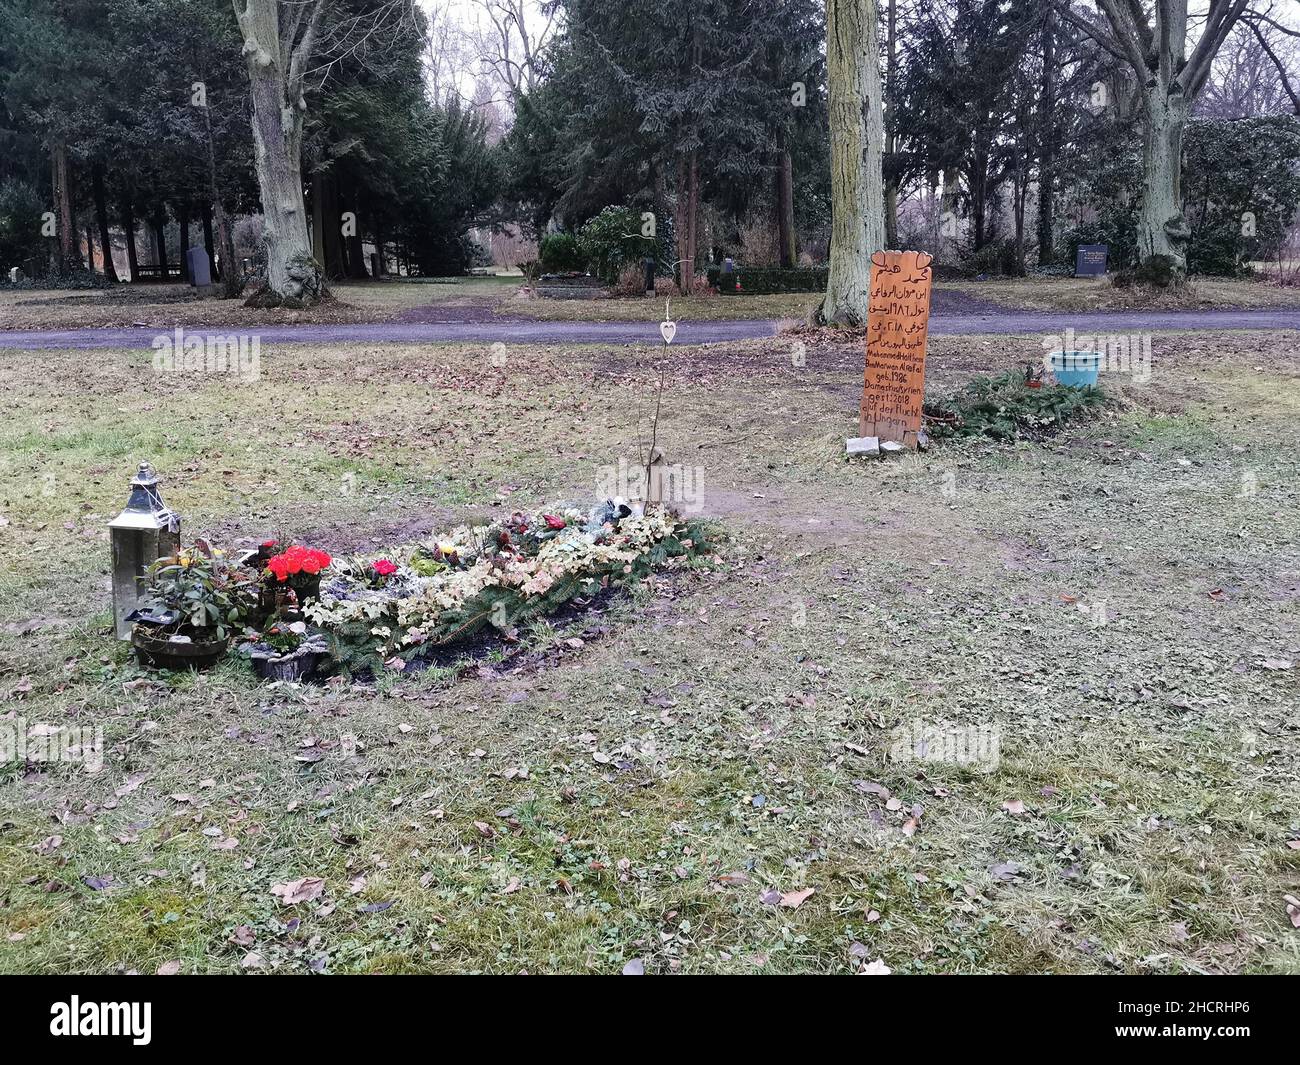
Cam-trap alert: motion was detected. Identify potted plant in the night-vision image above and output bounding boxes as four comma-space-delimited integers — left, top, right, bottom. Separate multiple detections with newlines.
262, 543, 332, 617
130, 545, 241, 670
237, 620, 329, 681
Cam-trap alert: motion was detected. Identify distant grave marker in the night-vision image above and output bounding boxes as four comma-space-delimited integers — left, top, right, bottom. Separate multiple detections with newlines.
186, 246, 212, 287
1075, 244, 1108, 277
858, 250, 934, 449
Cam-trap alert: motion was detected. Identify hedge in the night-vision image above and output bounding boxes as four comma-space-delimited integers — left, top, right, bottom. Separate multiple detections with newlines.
706, 265, 829, 294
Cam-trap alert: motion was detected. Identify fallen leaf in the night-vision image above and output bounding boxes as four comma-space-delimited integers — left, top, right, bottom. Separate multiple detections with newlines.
1002, 799, 1027, 816
621, 958, 645, 975
1286, 895, 1300, 929
779, 887, 815, 909
155, 960, 181, 975
114, 773, 149, 797
270, 877, 326, 905
33, 835, 62, 855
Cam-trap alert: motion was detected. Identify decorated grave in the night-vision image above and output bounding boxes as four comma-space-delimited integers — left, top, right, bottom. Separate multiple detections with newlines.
846, 249, 1107, 457
111, 465, 711, 680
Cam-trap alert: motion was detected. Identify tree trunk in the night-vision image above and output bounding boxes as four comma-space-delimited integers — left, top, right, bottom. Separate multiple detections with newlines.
52, 141, 74, 273
970, 155, 986, 250
202, 202, 216, 275
1137, 88, 1190, 276
820, 0, 886, 325
316, 173, 345, 279
234, 0, 324, 304
775, 141, 796, 267
92, 165, 119, 281
201, 100, 240, 296
179, 205, 192, 282
676, 151, 698, 294
152, 212, 169, 274
311, 170, 326, 266
1035, 7, 1056, 266
344, 186, 367, 278
883, 0, 899, 249
122, 198, 140, 282
85, 221, 94, 272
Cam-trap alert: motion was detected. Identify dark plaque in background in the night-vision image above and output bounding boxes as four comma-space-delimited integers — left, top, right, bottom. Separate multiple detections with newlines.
1075, 244, 1108, 277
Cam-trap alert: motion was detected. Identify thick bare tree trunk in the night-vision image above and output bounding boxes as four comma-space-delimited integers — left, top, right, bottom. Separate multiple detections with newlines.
1137, 88, 1191, 274
233, 0, 325, 305
51, 141, 74, 273
1086, 0, 1247, 282
820, 0, 886, 325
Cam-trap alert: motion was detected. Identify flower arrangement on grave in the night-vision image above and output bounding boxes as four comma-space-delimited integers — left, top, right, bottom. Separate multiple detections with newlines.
129, 542, 251, 669
236, 618, 330, 681
307, 503, 712, 669
261, 542, 332, 607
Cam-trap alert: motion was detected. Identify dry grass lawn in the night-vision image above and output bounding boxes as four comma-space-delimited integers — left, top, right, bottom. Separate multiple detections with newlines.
0, 326, 1297, 973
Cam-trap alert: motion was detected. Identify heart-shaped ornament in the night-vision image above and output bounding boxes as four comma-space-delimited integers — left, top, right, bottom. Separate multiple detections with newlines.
659, 320, 677, 344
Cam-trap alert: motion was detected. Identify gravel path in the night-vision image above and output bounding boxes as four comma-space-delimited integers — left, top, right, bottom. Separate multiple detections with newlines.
1, 308, 1299, 351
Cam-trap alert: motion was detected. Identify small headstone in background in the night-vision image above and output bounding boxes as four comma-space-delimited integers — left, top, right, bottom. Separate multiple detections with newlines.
720, 256, 736, 293
186, 246, 212, 287
8, 266, 22, 283
1075, 244, 1108, 277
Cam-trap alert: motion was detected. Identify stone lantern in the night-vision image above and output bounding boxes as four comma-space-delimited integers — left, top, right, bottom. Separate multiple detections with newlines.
109, 463, 180, 639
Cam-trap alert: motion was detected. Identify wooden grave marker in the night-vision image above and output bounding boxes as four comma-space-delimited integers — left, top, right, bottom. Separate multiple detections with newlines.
859, 250, 934, 449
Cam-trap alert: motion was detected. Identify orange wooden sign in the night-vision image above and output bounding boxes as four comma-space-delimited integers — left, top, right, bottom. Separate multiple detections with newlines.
860, 250, 934, 447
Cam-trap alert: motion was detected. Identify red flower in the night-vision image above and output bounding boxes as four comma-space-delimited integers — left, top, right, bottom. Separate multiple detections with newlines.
266, 544, 332, 581
373, 558, 397, 576
543, 514, 566, 531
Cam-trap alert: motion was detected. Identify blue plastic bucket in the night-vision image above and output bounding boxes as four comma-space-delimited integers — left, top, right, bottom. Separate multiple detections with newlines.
1048, 350, 1102, 388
